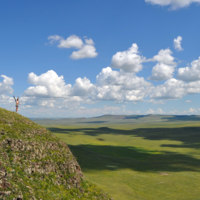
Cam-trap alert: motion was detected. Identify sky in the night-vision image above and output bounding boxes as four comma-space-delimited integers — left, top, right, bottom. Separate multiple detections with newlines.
1, 0, 200, 118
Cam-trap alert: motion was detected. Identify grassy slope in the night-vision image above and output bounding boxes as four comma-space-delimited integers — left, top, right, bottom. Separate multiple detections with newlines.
0, 108, 112, 200
36, 115, 200, 200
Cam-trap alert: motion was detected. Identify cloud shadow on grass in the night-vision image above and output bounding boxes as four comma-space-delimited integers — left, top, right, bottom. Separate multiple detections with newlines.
47, 126, 200, 172
69, 144, 200, 172
48, 126, 200, 149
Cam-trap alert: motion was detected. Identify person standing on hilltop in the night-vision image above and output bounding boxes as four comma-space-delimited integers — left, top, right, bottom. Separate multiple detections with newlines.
13, 95, 19, 112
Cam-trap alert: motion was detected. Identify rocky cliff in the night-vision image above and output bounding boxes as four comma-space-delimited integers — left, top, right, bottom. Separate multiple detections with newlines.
0, 108, 112, 200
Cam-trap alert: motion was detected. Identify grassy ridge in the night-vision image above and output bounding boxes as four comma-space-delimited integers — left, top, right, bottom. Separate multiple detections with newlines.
36, 116, 200, 200
0, 108, 112, 200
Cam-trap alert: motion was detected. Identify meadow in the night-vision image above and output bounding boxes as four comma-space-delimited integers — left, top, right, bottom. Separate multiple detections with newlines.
34, 115, 200, 200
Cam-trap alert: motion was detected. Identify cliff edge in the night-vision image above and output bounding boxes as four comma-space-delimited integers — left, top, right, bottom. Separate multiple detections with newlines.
0, 108, 112, 200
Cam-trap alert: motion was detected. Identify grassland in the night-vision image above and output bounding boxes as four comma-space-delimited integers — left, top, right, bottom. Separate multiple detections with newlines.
0, 108, 112, 200
34, 115, 200, 200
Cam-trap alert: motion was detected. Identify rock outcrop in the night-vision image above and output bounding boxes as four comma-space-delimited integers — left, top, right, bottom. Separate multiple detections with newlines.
0, 108, 112, 200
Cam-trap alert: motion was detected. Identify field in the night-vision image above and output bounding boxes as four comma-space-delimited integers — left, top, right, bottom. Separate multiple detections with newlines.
34, 115, 200, 200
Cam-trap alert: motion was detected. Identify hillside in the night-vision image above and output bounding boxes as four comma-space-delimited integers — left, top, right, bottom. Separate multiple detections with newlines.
0, 108, 112, 200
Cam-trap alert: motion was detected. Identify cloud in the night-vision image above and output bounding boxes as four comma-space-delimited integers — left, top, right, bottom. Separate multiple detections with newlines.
20, 96, 83, 111
146, 108, 164, 114
149, 75, 200, 99
111, 43, 145, 73
96, 85, 123, 101
48, 35, 83, 49
23, 66, 154, 109
0, 95, 14, 111
85, 38, 94, 45
125, 90, 148, 101
58, 35, 83, 49
145, 0, 200, 10
96, 84, 147, 102
22, 70, 98, 110
174, 36, 183, 51
151, 49, 176, 65
75, 105, 126, 117
189, 108, 197, 113
186, 100, 191, 103
186, 80, 200, 94
149, 49, 177, 80
146, 108, 155, 114
177, 57, 200, 82
96, 67, 152, 102
157, 108, 164, 114
150, 63, 175, 81
23, 70, 72, 98
72, 77, 96, 96
147, 99, 166, 104
47, 35, 63, 44
70, 44, 97, 59
0, 75, 15, 110
48, 35, 98, 59
96, 67, 152, 90
42, 105, 128, 118
0, 75, 14, 95
150, 78, 186, 99
19, 42, 200, 116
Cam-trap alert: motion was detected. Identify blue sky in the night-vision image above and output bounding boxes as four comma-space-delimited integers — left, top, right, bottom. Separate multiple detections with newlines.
1, 0, 200, 117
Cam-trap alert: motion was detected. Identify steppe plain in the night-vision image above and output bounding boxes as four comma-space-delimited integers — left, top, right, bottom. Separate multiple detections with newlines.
34, 115, 200, 200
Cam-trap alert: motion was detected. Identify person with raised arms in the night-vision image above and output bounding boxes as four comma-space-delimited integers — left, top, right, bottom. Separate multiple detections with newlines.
13, 95, 19, 112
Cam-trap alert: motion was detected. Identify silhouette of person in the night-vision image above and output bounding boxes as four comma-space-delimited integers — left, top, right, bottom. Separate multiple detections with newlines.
13, 95, 19, 112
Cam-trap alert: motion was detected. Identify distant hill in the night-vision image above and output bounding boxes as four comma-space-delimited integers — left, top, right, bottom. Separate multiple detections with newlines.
32, 114, 200, 126
0, 108, 112, 200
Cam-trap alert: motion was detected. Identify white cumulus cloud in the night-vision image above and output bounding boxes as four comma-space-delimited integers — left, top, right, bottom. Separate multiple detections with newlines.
145, 0, 200, 10
0, 94, 14, 110
96, 67, 152, 90
58, 35, 83, 49
150, 63, 175, 81
48, 35, 98, 59
150, 78, 186, 99
48, 35, 83, 49
186, 80, 200, 94
147, 99, 166, 104
96, 85, 123, 101
85, 38, 94, 45
72, 77, 96, 96
111, 43, 145, 73
146, 108, 155, 114
0, 75, 14, 95
174, 36, 183, 51
23, 70, 72, 98
149, 76, 200, 100
152, 49, 176, 65
149, 49, 177, 80
70, 44, 97, 59
47, 35, 63, 44
22, 70, 98, 110
146, 108, 164, 114
96, 67, 152, 102
177, 57, 200, 82
189, 108, 197, 113
20, 42, 200, 114
125, 90, 148, 102
0, 75, 15, 110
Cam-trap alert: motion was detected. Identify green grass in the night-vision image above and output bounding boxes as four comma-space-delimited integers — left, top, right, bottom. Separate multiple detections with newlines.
0, 108, 112, 200
36, 117, 200, 200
